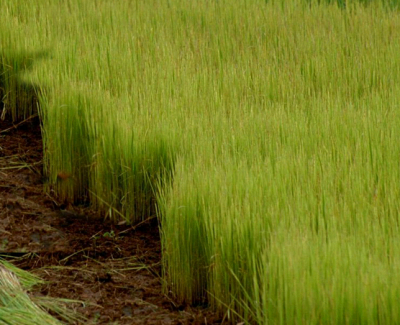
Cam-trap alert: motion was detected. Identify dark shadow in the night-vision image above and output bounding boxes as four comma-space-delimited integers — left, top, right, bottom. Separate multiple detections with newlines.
0, 50, 49, 122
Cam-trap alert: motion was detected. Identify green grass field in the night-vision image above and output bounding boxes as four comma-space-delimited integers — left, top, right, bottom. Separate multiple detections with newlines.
2, 0, 400, 323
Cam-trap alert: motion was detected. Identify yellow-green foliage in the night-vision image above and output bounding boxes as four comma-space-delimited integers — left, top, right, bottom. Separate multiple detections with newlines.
0, 260, 82, 324
2, 0, 400, 323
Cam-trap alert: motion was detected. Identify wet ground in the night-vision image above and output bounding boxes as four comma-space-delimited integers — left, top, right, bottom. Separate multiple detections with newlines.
0, 118, 222, 324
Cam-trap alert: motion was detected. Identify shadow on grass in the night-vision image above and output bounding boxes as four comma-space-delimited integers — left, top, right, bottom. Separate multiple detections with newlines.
0, 50, 48, 122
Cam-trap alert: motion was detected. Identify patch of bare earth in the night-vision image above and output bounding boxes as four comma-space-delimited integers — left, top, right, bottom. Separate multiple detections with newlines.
0, 119, 222, 324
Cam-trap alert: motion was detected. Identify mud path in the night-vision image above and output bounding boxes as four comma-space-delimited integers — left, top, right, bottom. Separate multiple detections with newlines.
0, 119, 221, 324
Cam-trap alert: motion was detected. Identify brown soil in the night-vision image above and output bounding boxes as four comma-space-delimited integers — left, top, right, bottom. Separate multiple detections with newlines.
0, 119, 222, 324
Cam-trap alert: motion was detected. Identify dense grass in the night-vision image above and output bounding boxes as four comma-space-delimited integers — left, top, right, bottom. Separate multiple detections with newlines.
2, 0, 400, 323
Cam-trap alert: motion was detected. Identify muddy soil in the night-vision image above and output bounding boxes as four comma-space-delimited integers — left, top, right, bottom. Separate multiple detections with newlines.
0, 118, 222, 324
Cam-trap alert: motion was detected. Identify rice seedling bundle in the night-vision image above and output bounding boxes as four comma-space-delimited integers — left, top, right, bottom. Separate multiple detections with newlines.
2, 0, 400, 323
